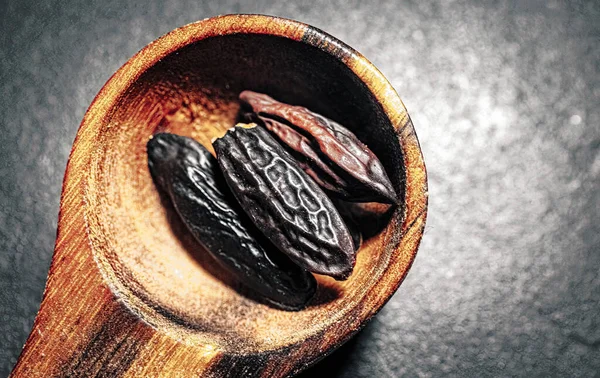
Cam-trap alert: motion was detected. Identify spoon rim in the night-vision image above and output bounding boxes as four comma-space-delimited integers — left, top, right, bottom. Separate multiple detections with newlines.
76, 12, 428, 369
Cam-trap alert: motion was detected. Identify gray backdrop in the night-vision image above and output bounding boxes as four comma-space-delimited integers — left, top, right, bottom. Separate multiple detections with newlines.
1, 0, 599, 377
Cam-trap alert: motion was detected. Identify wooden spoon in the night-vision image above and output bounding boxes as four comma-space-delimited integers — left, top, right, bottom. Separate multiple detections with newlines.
10, 14, 427, 377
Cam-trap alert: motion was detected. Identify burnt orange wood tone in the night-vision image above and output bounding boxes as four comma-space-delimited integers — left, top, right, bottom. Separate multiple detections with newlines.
10, 14, 427, 377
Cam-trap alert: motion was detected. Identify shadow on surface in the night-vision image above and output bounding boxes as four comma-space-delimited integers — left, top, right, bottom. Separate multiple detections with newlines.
297, 320, 374, 377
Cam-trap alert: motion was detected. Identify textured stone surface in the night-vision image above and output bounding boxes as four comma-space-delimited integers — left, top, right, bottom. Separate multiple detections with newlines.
1, 0, 598, 376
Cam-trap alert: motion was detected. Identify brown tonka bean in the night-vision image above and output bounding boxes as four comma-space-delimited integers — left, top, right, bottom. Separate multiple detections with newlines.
213, 124, 356, 280
240, 90, 398, 204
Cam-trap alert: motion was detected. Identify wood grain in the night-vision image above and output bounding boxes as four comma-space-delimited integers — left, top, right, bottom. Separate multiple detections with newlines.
10, 14, 427, 377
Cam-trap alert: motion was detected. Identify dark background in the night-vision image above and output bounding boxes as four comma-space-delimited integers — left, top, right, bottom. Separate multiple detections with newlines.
1, 0, 599, 377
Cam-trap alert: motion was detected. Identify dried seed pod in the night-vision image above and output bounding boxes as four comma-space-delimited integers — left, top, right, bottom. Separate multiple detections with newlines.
147, 133, 316, 310
239, 111, 344, 194
214, 124, 356, 280
240, 90, 398, 204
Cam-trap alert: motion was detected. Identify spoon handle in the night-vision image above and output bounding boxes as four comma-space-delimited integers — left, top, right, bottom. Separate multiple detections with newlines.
10, 178, 217, 377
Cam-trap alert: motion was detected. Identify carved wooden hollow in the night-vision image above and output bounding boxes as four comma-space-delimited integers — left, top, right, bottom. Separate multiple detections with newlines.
11, 15, 427, 377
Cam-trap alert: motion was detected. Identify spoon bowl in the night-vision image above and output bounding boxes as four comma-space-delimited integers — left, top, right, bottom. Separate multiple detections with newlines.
11, 15, 427, 377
